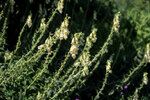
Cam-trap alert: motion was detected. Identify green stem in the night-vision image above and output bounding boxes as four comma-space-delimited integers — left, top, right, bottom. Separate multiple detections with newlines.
14, 23, 27, 54
94, 72, 109, 100
122, 58, 145, 83
108, 58, 146, 96
51, 66, 80, 99
32, 30, 39, 46
1, 18, 7, 49
42, 53, 70, 97
0, 0, 9, 22
8, 22, 27, 66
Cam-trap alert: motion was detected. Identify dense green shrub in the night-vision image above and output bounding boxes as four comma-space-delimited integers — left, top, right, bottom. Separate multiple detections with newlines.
0, 0, 150, 100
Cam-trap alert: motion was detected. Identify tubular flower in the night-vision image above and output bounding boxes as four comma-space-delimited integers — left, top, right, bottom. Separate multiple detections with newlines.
38, 44, 44, 50
58, 0, 64, 14
27, 15, 32, 28
74, 62, 80, 67
82, 66, 89, 77
143, 72, 148, 85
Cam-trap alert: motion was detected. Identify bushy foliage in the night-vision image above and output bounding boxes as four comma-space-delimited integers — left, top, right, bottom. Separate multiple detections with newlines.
0, 0, 150, 100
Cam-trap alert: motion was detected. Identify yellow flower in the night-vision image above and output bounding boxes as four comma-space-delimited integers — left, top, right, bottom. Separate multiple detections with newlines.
27, 15, 32, 28
58, 0, 64, 14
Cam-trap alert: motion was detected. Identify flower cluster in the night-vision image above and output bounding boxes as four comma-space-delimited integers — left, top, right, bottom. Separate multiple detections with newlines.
69, 33, 80, 59
143, 72, 148, 85
74, 52, 90, 76
73, 29, 97, 75
106, 60, 112, 73
38, 36, 53, 53
4, 51, 13, 62
80, 52, 90, 66
39, 18, 46, 32
27, 15, 32, 28
57, 0, 64, 14
80, 53, 90, 76
55, 15, 70, 40
113, 12, 120, 33
86, 28, 97, 47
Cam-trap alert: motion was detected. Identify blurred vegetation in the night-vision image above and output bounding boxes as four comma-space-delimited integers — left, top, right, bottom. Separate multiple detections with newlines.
0, 0, 150, 100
